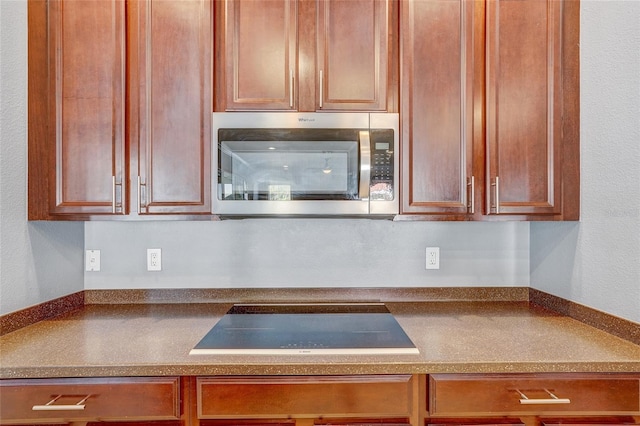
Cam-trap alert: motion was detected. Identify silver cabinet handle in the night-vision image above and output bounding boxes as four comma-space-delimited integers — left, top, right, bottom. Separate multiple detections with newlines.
495, 176, 500, 214
359, 131, 371, 200
32, 394, 91, 411
112, 176, 124, 214
468, 176, 475, 214
319, 69, 323, 109
491, 176, 500, 214
289, 69, 294, 108
137, 176, 141, 214
516, 389, 570, 405
112, 176, 117, 214
137, 176, 146, 214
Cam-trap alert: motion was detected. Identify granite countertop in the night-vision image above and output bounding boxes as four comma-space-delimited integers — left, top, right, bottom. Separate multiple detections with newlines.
1, 301, 639, 379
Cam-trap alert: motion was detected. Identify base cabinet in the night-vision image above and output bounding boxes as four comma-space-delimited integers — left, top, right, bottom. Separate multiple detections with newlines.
0, 377, 182, 425
1, 374, 638, 426
426, 374, 640, 426
196, 375, 415, 424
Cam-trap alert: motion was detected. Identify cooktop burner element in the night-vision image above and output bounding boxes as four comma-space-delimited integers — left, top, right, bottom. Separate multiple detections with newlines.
190, 303, 419, 355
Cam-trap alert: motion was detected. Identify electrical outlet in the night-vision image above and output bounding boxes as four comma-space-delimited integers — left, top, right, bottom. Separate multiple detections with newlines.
85, 250, 101, 272
425, 247, 440, 270
147, 248, 162, 271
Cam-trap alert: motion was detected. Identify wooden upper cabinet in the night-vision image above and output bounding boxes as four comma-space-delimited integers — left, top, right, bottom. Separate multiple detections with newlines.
29, 0, 213, 220
221, 0, 298, 111
317, 0, 389, 111
400, 0, 579, 220
129, 0, 212, 215
47, 0, 126, 215
215, 0, 394, 112
485, 0, 563, 216
400, 0, 479, 216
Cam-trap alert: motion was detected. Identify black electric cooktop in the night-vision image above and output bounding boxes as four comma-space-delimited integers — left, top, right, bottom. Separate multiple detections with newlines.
190, 303, 419, 355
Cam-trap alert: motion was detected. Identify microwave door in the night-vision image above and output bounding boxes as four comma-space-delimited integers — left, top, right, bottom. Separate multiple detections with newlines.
215, 138, 369, 216
222, 141, 358, 200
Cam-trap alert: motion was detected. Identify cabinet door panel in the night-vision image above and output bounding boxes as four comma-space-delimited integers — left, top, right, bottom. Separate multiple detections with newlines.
132, 0, 212, 214
486, 0, 562, 215
224, 0, 297, 110
50, 0, 125, 215
429, 374, 640, 417
317, 0, 388, 111
197, 375, 413, 418
400, 0, 475, 215
0, 377, 180, 423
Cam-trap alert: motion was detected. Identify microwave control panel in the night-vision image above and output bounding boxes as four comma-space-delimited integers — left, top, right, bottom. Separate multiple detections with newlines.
370, 129, 395, 201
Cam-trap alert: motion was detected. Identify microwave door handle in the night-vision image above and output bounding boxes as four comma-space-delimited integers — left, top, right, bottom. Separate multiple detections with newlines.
359, 131, 371, 200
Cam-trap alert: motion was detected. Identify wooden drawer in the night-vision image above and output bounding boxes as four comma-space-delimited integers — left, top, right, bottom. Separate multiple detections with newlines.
542, 420, 640, 426
429, 423, 525, 426
428, 374, 640, 417
197, 375, 414, 418
317, 419, 410, 426
0, 377, 181, 423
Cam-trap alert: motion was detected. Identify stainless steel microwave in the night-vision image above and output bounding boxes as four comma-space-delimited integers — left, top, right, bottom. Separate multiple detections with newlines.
212, 112, 399, 217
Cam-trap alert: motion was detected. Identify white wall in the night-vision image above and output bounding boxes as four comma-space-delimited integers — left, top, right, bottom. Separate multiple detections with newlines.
0, 0, 84, 315
84, 220, 529, 289
530, 0, 640, 323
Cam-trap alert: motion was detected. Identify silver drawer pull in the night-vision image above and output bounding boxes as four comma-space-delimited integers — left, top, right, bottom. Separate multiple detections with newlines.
516, 388, 571, 405
32, 394, 91, 411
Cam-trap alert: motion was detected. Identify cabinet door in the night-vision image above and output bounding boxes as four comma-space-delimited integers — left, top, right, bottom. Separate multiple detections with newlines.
485, 0, 562, 216
221, 0, 298, 111
130, 0, 212, 214
0, 377, 181, 424
48, 0, 126, 215
428, 374, 640, 417
317, 0, 389, 111
400, 0, 478, 216
197, 375, 414, 418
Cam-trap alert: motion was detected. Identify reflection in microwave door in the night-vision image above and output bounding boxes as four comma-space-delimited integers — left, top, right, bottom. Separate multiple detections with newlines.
268, 185, 291, 201
370, 182, 394, 201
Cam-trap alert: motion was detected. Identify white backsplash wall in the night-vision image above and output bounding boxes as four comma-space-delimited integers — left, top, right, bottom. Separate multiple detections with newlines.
530, 0, 640, 324
84, 220, 529, 289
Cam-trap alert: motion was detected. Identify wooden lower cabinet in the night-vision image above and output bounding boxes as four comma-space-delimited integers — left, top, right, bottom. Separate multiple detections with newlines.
2, 374, 639, 426
0, 377, 182, 425
196, 375, 415, 425
426, 374, 640, 426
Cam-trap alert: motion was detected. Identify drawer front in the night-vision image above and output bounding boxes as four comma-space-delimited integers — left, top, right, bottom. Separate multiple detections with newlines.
429, 374, 640, 416
0, 377, 181, 423
429, 423, 525, 426
197, 375, 414, 418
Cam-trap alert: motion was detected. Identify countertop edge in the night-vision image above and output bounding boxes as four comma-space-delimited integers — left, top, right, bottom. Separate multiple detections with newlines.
3, 361, 640, 379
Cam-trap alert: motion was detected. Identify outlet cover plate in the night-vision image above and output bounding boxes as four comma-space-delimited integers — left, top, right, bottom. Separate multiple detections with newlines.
147, 248, 162, 271
425, 247, 440, 270
86, 250, 101, 272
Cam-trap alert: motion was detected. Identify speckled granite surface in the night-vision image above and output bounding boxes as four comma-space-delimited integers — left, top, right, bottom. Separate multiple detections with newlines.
0, 291, 84, 336
1, 301, 638, 379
